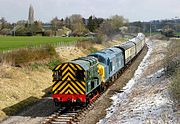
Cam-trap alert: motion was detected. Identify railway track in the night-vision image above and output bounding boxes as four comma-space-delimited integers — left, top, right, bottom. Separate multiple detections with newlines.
42, 107, 80, 124
42, 45, 147, 124
41, 96, 100, 124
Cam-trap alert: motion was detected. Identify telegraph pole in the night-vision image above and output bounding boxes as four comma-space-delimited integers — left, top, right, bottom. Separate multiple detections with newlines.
150, 22, 152, 37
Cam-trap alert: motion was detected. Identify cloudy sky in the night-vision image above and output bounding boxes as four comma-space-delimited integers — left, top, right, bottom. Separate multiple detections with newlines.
0, 0, 180, 23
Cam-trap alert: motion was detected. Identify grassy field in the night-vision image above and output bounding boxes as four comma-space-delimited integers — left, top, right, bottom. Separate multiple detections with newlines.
175, 32, 180, 36
0, 36, 85, 51
144, 32, 161, 36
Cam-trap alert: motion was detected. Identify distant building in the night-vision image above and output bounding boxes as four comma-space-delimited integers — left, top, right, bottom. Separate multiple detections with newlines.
28, 4, 34, 24
42, 23, 52, 29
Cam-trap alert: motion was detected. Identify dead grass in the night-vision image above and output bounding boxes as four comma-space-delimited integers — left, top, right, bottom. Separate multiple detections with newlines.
170, 68, 180, 103
165, 39, 180, 104
0, 37, 126, 121
55, 38, 124, 62
0, 65, 52, 121
0, 45, 58, 67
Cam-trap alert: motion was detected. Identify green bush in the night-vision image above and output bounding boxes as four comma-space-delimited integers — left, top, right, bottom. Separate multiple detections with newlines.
45, 44, 57, 57
48, 59, 61, 70
88, 47, 98, 53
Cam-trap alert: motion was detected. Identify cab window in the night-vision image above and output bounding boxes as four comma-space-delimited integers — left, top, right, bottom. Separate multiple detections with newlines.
53, 71, 62, 81
76, 70, 85, 81
91, 81, 94, 89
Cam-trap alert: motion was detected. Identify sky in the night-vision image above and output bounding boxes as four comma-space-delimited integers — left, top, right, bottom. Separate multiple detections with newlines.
0, 0, 180, 23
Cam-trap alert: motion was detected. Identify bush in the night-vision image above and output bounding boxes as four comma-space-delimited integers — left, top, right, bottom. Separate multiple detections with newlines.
94, 33, 105, 44
161, 28, 175, 37
165, 40, 180, 76
43, 30, 53, 36
45, 44, 57, 57
164, 39, 180, 104
0, 45, 58, 67
75, 40, 95, 49
48, 59, 61, 70
88, 47, 98, 53
170, 68, 180, 103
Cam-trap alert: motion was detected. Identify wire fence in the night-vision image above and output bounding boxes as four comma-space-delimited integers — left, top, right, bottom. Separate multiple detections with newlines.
0, 37, 95, 66
0, 40, 80, 54
0, 36, 95, 54
0, 40, 84, 66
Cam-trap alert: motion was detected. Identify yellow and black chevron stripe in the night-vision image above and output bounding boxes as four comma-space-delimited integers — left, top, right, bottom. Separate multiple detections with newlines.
52, 63, 86, 95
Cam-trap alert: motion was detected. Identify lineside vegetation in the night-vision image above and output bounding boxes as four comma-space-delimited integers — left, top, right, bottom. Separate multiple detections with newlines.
165, 39, 180, 104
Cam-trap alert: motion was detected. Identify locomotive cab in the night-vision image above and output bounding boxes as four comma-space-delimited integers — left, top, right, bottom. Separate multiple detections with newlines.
52, 62, 86, 107
52, 56, 101, 107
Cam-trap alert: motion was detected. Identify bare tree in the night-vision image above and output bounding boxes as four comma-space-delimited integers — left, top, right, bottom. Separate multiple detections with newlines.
98, 15, 128, 38
69, 14, 88, 36
110, 15, 128, 32
51, 17, 64, 36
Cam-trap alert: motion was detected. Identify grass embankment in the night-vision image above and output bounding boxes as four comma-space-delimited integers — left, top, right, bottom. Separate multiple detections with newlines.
0, 36, 126, 121
0, 45, 60, 67
0, 36, 85, 51
0, 45, 59, 120
165, 38, 180, 104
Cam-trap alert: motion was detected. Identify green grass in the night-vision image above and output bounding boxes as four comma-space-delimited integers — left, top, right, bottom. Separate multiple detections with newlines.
144, 32, 161, 36
0, 36, 86, 51
175, 32, 180, 35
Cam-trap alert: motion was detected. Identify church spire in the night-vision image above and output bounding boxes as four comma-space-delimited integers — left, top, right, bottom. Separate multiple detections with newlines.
28, 4, 34, 24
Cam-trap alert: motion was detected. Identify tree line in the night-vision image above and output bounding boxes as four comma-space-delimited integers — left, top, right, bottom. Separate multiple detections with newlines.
0, 15, 128, 42
1, 15, 179, 40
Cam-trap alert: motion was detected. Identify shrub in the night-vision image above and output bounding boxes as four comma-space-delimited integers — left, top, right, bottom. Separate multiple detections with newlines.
48, 59, 61, 70
0, 45, 58, 67
164, 39, 180, 104
170, 68, 180, 103
45, 44, 57, 57
94, 33, 106, 44
75, 40, 95, 49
